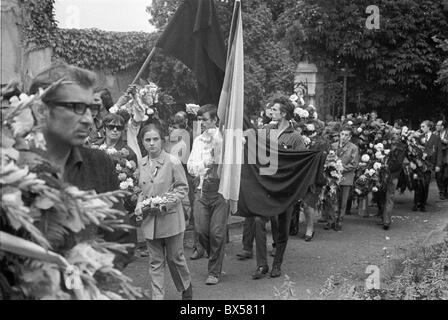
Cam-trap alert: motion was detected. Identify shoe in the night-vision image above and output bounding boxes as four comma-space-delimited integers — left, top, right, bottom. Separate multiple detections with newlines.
270, 247, 276, 257
190, 249, 204, 260
383, 225, 390, 230
304, 231, 315, 242
420, 207, 426, 212
236, 250, 253, 260
270, 265, 281, 278
182, 283, 193, 300
252, 265, 269, 280
334, 223, 342, 231
289, 226, 298, 236
205, 275, 219, 285
412, 205, 418, 212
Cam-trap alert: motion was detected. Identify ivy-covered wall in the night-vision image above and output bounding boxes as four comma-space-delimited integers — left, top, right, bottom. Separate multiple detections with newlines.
54, 29, 158, 74
7, 0, 158, 97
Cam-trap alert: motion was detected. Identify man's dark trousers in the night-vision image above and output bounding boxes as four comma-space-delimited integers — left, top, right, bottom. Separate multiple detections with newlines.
414, 171, 432, 208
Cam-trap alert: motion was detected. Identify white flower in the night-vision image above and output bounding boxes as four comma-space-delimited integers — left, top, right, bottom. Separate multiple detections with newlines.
330, 170, 339, 178
373, 162, 382, 170
369, 143, 374, 148
355, 188, 362, 194
109, 105, 119, 114
374, 143, 384, 151
119, 181, 129, 190
125, 160, 133, 169
186, 103, 200, 115
361, 154, 370, 162
401, 126, 408, 135
294, 108, 309, 118
106, 148, 118, 155
335, 160, 344, 172
289, 94, 299, 102
372, 187, 378, 192
116, 164, 122, 171
413, 173, 418, 179
410, 162, 417, 170
357, 127, 363, 133
303, 136, 311, 145
126, 178, 134, 188
368, 169, 376, 176
99, 144, 107, 150
375, 151, 384, 160
384, 149, 390, 155
146, 108, 154, 115
347, 121, 353, 125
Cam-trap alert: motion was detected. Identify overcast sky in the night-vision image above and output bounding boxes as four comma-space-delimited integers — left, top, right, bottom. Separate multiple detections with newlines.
54, 0, 156, 32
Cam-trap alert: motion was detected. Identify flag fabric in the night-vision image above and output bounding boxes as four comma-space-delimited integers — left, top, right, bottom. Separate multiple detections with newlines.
238, 129, 326, 217
217, 0, 244, 213
155, 0, 226, 105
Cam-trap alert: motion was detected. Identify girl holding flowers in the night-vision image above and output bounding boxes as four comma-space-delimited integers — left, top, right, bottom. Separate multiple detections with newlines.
134, 122, 192, 300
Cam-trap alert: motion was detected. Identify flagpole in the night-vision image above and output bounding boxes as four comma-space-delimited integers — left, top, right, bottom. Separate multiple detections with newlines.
131, 46, 158, 85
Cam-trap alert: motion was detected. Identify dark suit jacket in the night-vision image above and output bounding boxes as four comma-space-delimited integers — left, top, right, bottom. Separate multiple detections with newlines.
423, 133, 441, 168
437, 131, 448, 166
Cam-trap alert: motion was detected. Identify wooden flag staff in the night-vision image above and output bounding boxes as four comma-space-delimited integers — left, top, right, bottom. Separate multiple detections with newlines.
131, 46, 158, 85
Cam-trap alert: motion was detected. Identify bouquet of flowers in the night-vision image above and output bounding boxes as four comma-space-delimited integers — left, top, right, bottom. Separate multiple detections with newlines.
91, 145, 140, 210
131, 192, 178, 227
400, 128, 432, 189
1, 81, 146, 300
186, 103, 200, 115
354, 141, 391, 197
109, 83, 159, 120
318, 150, 344, 209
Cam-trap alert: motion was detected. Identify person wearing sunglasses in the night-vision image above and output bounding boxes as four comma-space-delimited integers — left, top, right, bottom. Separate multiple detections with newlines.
28, 62, 135, 269
93, 113, 127, 150
87, 88, 114, 145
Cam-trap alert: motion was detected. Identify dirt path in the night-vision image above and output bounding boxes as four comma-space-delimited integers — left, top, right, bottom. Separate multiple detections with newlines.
124, 182, 448, 300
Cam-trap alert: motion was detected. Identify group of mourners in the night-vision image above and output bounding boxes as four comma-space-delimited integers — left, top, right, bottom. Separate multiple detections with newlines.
17, 62, 448, 300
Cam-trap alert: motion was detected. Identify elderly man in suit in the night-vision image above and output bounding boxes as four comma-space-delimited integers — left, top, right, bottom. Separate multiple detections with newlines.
325, 125, 359, 231
413, 121, 442, 212
435, 120, 448, 200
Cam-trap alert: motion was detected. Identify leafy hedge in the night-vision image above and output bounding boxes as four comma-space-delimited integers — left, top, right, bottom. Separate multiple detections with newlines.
20, 0, 159, 73
54, 28, 158, 73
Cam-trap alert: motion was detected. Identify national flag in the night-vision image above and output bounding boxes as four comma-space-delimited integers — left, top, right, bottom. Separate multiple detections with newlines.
217, 0, 244, 213
155, 0, 226, 105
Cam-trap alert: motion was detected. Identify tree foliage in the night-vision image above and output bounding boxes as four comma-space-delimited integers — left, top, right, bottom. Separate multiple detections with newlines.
276, 0, 448, 118
147, 0, 295, 115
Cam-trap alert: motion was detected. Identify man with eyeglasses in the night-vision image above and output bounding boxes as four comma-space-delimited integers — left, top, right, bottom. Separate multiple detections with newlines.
28, 62, 135, 268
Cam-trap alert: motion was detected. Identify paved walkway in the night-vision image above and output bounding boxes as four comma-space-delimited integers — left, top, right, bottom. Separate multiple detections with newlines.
124, 182, 448, 300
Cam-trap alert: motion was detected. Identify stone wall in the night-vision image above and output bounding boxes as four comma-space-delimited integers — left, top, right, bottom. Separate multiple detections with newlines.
1, 0, 52, 90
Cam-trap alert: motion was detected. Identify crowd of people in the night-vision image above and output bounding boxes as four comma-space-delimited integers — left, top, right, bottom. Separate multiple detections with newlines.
4, 62, 447, 300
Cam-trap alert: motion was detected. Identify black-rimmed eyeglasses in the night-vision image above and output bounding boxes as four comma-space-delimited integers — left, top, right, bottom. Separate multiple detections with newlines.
46, 101, 100, 116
